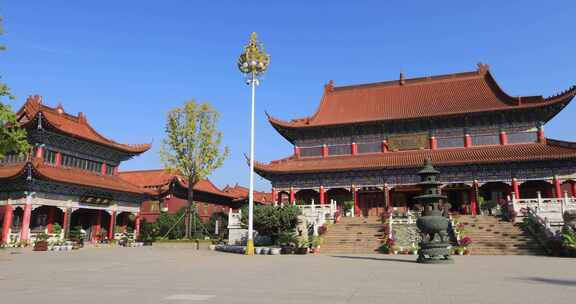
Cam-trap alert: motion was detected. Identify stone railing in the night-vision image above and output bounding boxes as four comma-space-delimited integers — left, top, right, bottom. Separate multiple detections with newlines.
510, 192, 576, 220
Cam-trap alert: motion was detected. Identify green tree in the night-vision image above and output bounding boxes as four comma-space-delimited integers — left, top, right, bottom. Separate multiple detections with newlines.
0, 17, 29, 159
241, 204, 301, 243
160, 100, 229, 239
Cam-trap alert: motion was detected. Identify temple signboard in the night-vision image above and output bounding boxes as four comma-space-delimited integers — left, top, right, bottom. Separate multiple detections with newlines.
388, 133, 429, 151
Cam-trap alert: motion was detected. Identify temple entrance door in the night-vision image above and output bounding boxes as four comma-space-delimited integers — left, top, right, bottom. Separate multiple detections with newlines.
358, 191, 384, 217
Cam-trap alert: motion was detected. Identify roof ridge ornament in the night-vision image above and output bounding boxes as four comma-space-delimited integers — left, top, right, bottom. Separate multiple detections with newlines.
56, 102, 64, 114
399, 72, 406, 85
324, 80, 334, 92
477, 62, 490, 75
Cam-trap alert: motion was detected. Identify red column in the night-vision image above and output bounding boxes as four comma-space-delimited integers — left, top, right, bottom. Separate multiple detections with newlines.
512, 178, 520, 199
55, 152, 62, 166
499, 131, 508, 145
135, 213, 141, 240
62, 208, 69, 238
464, 134, 472, 148
383, 185, 390, 210
35, 145, 44, 159
46, 207, 55, 233
271, 188, 277, 205
554, 177, 562, 198
322, 144, 328, 158
101, 163, 107, 175
290, 187, 295, 205
537, 126, 546, 143
430, 136, 438, 150
572, 182, 576, 198
1, 205, 13, 243
294, 146, 300, 159
113, 166, 118, 175
382, 140, 388, 153
93, 210, 102, 241
351, 143, 357, 155
108, 211, 115, 240
352, 186, 360, 217
470, 181, 478, 216
20, 203, 32, 241
319, 186, 325, 205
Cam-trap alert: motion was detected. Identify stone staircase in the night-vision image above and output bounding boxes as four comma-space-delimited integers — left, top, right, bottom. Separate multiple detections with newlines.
321, 217, 383, 254
457, 215, 546, 255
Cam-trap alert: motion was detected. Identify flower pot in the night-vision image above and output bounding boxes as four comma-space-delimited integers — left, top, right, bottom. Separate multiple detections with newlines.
393, 251, 398, 255
209, 244, 216, 251
295, 247, 308, 255
33, 241, 49, 251
260, 247, 270, 255
280, 245, 294, 255
270, 248, 281, 255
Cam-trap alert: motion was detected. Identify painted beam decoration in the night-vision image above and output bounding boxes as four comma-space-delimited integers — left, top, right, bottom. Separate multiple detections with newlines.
387, 132, 429, 151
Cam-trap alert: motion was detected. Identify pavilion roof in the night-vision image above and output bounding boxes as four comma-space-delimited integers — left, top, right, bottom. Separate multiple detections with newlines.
254, 139, 576, 175
118, 169, 235, 198
0, 159, 149, 195
222, 184, 273, 204
17, 95, 151, 154
267, 64, 575, 132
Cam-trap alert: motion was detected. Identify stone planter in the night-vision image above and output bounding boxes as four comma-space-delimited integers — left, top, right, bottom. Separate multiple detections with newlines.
270, 248, 281, 255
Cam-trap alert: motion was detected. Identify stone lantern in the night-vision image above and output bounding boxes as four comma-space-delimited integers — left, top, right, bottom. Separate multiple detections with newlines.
414, 158, 453, 264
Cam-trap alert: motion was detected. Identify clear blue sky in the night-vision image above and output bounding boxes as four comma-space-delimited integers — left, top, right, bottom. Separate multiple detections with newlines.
1, 1, 575, 191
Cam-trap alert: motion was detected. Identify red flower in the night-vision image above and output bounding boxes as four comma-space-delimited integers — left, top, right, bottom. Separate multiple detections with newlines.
459, 236, 473, 247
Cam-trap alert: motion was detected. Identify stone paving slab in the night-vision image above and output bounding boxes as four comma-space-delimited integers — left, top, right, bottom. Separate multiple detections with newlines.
1, 247, 575, 304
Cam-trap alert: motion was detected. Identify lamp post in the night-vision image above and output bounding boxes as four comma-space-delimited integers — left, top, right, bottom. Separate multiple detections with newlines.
237, 32, 270, 255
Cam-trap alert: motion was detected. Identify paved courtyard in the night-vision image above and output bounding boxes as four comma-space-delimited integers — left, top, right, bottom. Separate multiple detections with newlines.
1, 246, 575, 304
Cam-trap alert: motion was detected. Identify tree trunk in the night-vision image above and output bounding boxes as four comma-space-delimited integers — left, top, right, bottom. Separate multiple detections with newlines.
186, 178, 195, 239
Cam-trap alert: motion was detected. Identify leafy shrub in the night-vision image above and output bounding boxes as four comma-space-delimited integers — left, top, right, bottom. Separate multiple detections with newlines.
51, 223, 62, 235
241, 204, 301, 243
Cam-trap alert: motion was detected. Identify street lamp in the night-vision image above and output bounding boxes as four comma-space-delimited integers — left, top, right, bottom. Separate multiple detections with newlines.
237, 32, 270, 255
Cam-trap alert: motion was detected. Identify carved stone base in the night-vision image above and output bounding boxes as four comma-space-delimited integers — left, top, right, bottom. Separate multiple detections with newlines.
417, 242, 453, 264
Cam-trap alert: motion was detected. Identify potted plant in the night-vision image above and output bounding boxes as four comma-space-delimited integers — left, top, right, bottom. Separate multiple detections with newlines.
51, 223, 62, 237
69, 226, 84, 248
277, 232, 297, 254
295, 240, 309, 255
343, 201, 354, 217
309, 236, 322, 254
385, 237, 396, 254
410, 244, 419, 255
33, 233, 49, 251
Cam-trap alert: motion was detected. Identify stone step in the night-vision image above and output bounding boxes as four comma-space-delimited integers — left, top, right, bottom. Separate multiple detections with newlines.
455, 215, 544, 256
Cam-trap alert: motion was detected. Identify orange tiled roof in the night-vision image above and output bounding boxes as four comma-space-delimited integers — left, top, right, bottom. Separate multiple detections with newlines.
17, 95, 150, 154
267, 64, 576, 130
118, 169, 235, 198
0, 159, 148, 194
222, 184, 273, 204
254, 140, 576, 174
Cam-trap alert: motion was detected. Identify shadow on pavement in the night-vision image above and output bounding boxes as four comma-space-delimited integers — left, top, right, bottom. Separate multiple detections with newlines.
516, 277, 576, 287
329, 255, 417, 264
